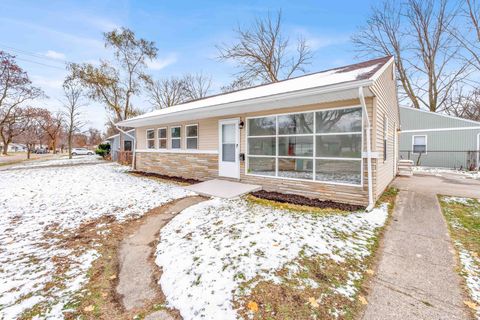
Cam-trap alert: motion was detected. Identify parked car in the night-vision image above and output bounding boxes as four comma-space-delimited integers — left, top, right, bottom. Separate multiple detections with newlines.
34, 148, 48, 154
71, 148, 94, 156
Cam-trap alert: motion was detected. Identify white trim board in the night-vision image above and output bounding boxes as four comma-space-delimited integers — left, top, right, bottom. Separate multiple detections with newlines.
401, 126, 480, 133
136, 149, 218, 154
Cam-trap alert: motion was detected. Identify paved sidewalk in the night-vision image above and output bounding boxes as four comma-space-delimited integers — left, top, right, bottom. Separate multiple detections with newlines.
362, 173, 480, 320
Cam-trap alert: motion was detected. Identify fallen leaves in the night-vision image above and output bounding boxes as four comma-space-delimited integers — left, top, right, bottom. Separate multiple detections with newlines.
307, 297, 319, 308
359, 295, 368, 305
464, 300, 477, 310
109, 275, 117, 280
247, 301, 259, 312
83, 305, 95, 312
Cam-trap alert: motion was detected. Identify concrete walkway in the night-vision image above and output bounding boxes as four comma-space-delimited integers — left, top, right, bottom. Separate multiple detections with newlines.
184, 179, 261, 198
116, 196, 205, 316
362, 173, 480, 320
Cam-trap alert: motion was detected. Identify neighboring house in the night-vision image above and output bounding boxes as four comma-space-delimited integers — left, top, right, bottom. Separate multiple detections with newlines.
105, 129, 135, 161
0, 143, 27, 153
117, 56, 399, 207
399, 106, 480, 170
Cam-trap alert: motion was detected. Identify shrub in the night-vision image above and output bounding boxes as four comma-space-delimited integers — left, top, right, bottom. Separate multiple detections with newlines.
95, 143, 111, 159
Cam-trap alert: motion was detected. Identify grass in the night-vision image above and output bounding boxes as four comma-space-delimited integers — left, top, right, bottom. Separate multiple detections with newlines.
234, 187, 398, 320
438, 196, 480, 314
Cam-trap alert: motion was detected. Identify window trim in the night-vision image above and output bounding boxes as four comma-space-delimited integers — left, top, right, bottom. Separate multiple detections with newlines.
185, 123, 199, 150
412, 135, 427, 154
146, 128, 155, 149
157, 127, 167, 149
170, 126, 182, 149
245, 105, 364, 187
383, 116, 389, 161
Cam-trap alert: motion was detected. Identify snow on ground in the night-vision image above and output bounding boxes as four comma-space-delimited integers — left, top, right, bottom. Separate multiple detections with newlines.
156, 198, 388, 320
413, 166, 480, 179
0, 161, 193, 319
5, 155, 104, 170
458, 249, 480, 319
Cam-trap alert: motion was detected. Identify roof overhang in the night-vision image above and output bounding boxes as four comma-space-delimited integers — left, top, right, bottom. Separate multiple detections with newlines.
117, 80, 374, 128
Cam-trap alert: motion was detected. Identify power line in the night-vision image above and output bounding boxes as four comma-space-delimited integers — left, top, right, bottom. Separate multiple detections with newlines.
0, 43, 71, 65
14, 56, 66, 71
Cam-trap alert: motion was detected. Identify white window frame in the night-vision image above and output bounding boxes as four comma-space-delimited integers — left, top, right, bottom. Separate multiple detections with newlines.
245, 105, 364, 187
412, 135, 427, 154
146, 128, 155, 149
170, 126, 181, 149
185, 124, 199, 150
158, 127, 167, 149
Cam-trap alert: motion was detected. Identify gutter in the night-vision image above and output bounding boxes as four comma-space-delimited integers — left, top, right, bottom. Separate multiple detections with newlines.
359, 86, 375, 211
114, 124, 136, 170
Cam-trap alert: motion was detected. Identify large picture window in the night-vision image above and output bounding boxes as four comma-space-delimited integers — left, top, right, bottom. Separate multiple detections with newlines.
246, 106, 363, 186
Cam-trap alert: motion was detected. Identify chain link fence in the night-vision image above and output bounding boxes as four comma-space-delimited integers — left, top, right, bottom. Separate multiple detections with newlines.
399, 150, 480, 171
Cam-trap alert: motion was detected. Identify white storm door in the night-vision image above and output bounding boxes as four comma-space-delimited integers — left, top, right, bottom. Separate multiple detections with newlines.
218, 119, 240, 179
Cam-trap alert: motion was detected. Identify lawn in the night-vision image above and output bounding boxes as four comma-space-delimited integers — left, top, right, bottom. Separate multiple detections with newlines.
0, 159, 193, 319
439, 196, 480, 318
155, 190, 396, 320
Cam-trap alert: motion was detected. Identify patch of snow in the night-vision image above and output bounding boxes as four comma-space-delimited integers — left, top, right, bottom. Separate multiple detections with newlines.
0, 162, 193, 319
413, 166, 480, 180
458, 250, 480, 319
156, 198, 388, 320
443, 196, 473, 205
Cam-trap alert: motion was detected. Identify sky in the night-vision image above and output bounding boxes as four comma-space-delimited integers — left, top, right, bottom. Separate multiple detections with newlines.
0, 0, 381, 132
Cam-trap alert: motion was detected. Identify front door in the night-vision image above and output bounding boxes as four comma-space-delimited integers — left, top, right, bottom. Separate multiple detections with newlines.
218, 119, 240, 179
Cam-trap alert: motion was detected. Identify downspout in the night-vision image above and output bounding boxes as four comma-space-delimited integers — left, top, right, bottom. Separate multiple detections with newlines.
359, 86, 375, 211
115, 125, 136, 170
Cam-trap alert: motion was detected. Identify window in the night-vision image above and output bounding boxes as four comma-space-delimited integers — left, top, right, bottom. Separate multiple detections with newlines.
146, 129, 155, 149
158, 128, 167, 149
186, 124, 198, 149
124, 140, 132, 151
170, 126, 181, 149
246, 106, 363, 185
412, 135, 427, 153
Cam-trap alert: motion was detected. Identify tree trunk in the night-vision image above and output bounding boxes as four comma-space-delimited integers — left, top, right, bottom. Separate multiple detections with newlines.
27, 147, 31, 159
68, 131, 73, 159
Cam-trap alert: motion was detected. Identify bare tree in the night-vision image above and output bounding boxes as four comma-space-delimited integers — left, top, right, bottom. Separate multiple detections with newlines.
62, 79, 85, 159
86, 127, 103, 146
445, 87, 480, 121
183, 73, 211, 100
450, 0, 480, 72
144, 73, 212, 109
0, 51, 43, 154
38, 110, 63, 154
69, 27, 157, 123
0, 106, 33, 155
352, 0, 467, 112
217, 10, 312, 89
17, 107, 43, 159
144, 76, 187, 109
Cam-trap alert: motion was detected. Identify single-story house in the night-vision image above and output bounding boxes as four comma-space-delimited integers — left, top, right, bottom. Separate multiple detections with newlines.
105, 129, 135, 161
117, 56, 399, 207
399, 106, 480, 170
0, 143, 27, 153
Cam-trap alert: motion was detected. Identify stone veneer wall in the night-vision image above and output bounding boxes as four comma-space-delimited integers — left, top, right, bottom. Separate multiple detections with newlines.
135, 151, 370, 206
136, 152, 218, 181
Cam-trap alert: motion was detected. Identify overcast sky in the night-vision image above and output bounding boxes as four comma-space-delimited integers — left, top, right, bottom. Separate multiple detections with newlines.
0, 0, 381, 132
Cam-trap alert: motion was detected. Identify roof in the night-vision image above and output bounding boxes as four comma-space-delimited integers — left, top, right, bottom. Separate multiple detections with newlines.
400, 106, 480, 131
118, 56, 394, 128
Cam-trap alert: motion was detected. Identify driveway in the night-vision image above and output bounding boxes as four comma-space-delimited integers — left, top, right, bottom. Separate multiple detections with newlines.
362, 173, 480, 319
